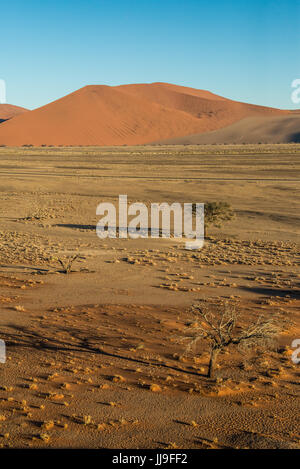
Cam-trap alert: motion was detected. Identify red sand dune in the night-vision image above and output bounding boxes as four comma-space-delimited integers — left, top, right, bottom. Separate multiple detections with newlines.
0, 83, 290, 146
0, 104, 27, 122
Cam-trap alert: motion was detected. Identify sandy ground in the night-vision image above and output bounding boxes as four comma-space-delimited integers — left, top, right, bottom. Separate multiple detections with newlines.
0, 144, 299, 448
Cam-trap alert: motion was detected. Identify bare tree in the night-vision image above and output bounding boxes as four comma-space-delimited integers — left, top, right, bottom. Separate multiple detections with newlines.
57, 254, 80, 274
181, 301, 279, 379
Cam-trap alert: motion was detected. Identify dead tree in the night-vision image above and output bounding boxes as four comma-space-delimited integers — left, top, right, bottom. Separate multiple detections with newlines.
181, 301, 279, 379
57, 254, 80, 274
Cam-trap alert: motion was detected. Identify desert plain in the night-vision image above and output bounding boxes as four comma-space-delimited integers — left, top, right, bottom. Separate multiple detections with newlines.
0, 144, 299, 448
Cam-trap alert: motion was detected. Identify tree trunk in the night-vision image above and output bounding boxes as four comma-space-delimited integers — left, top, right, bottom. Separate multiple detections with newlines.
208, 348, 219, 379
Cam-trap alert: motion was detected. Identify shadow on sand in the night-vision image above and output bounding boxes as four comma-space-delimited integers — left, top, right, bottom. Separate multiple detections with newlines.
1, 322, 206, 378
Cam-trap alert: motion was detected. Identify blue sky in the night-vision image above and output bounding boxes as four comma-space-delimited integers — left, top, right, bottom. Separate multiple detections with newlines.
1, 0, 300, 109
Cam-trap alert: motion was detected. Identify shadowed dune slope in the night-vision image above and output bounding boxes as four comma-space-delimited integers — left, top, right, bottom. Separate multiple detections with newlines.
156, 114, 300, 145
0, 104, 27, 123
0, 83, 290, 146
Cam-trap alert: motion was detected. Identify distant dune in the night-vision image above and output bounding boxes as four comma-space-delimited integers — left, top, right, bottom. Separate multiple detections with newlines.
157, 114, 300, 145
0, 83, 291, 146
0, 104, 27, 123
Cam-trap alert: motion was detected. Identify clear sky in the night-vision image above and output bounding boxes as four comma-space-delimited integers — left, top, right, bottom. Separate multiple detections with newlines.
1, 0, 300, 110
